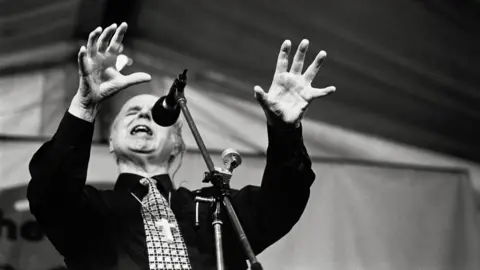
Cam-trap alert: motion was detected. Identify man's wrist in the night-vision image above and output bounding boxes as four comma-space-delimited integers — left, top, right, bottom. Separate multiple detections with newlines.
68, 94, 99, 123
266, 121, 304, 160
266, 118, 301, 130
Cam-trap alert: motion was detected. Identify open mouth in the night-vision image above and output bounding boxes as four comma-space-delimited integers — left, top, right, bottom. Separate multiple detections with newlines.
130, 125, 153, 136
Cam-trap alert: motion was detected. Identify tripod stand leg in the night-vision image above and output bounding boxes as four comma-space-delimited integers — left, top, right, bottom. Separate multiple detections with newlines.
223, 197, 263, 269
213, 201, 225, 270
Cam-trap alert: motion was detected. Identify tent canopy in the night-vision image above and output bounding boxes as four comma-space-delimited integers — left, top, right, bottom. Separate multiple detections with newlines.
1, 0, 479, 162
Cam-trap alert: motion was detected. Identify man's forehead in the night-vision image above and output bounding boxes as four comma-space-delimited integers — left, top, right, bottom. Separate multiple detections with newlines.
121, 94, 159, 111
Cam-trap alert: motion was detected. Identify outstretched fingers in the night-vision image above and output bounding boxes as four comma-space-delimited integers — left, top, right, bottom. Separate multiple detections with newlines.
77, 46, 88, 76
290, 39, 309, 74
122, 72, 152, 88
304, 50, 327, 83
101, 71, 152, 98
311, 86, 336, 99
107, 22, 128, 54
253, 85, 268, 105
86, 27, 102, 57
275, 40, 291, 74
97, 24, 117, 53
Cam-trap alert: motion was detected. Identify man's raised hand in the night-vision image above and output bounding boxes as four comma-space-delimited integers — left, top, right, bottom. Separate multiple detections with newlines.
70, 23, 151, 122
254, 39, 336, 128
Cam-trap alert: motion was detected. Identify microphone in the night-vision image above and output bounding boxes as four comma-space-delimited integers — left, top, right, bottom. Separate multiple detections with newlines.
221, 148, 242, 172
152, 69, 188, 127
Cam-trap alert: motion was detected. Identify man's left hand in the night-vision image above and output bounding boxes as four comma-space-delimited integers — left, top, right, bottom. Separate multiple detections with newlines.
254, 39, 336, 128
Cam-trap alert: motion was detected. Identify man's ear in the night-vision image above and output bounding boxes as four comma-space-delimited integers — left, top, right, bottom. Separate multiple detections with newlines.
109, 137, 114, 153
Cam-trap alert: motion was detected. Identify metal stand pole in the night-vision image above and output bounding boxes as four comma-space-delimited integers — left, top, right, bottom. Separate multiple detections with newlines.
213, 202, 224, 270
172, 70, 263, 270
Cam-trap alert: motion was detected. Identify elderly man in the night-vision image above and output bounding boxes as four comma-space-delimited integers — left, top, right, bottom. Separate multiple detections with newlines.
27, 23, 335, 270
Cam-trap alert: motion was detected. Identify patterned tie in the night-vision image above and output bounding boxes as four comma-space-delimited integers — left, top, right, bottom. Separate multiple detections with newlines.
140, 178, 192, 270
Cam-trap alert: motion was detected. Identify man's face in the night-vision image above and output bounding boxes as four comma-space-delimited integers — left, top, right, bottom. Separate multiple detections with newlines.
110, 94, 175, 162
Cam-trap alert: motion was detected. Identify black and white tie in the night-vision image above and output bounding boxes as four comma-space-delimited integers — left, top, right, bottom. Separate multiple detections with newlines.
140, 178, 191, 270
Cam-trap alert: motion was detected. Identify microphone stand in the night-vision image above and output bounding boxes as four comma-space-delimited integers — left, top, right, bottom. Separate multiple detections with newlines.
172, 69, 263, 270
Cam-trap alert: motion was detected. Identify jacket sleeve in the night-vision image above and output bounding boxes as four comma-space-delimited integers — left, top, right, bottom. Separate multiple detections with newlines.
230, 123, 315, 254
27, 111, 100, 257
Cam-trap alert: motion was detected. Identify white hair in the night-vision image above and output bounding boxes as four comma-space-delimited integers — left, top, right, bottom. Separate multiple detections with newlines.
168, 118, 186, 179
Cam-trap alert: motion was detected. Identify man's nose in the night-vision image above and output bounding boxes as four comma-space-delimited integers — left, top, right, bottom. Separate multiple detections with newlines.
138, 108, 152, 120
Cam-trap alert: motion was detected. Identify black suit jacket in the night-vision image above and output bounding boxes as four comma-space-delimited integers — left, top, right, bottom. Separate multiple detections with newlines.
27, 112, 315, 270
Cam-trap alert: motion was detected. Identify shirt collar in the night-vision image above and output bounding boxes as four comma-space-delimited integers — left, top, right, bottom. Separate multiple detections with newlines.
114, 173, 174, 198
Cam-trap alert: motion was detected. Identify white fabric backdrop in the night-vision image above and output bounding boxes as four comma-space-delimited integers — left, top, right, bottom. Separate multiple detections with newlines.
259, 163, 480, 270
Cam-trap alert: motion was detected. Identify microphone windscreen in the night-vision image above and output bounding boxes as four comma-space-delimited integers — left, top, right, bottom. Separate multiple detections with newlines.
152, 96, 181, 127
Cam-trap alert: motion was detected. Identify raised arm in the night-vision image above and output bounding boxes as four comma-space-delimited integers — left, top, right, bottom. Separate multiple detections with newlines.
27, 23, 150, 255
232, 39, 336, 254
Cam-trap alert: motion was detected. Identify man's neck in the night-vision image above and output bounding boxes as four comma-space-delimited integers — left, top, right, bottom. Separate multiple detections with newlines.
117, 161, 169, 178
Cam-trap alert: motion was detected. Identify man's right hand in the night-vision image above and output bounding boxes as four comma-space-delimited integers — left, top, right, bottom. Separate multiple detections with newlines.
69, 23, 151, 122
